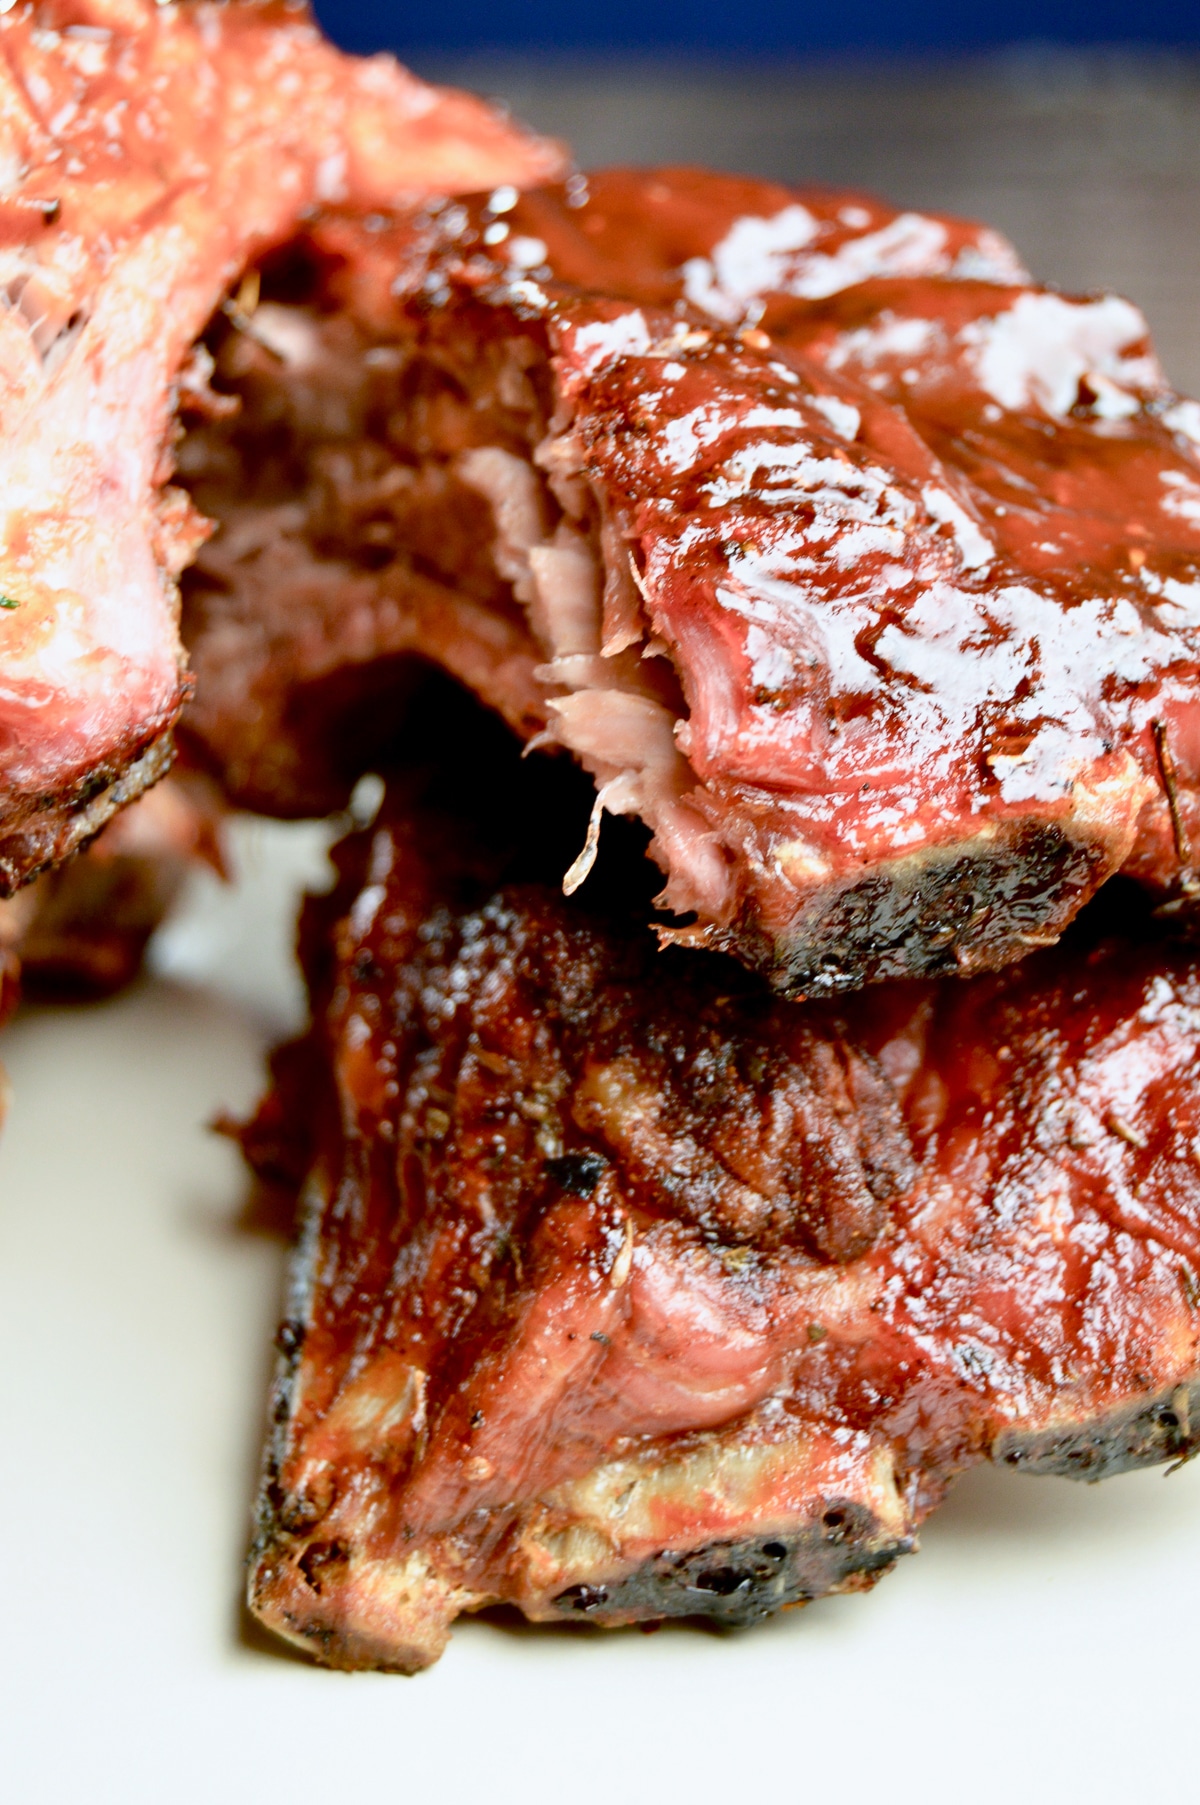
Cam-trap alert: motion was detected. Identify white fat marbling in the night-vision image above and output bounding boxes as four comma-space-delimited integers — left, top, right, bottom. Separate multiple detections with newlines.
1158, 470, 1200, 525
681, 203, 821, 322
961, 292, 1161, 418
922, 485, 994, 571
683, 206, 969, 320
807, 394, 861, 440
569, 310, 653, 376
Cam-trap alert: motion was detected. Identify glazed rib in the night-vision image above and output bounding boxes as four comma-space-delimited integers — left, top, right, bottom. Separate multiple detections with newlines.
0, 0, 560, 892
178, 168, 1200, 992
242, 698, 1200, 1671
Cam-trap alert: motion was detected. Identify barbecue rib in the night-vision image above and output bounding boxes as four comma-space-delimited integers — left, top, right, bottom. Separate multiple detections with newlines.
243, 697, 1200, 1672
179, 167, 1200, 993
0, 0, 559, 893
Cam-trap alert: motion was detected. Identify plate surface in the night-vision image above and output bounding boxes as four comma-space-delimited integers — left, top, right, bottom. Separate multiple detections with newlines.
3, 817, 1200, 1805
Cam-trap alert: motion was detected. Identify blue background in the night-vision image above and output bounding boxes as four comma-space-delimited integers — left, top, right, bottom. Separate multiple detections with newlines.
314, 0, 1200, 56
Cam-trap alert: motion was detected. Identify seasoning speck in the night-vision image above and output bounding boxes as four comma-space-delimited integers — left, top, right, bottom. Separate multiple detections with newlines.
1107, 1114, 1147, 1149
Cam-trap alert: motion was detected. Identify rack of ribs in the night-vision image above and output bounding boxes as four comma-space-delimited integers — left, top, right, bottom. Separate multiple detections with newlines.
0, 0, 560, 895
242, 691, 1200, 1671
178, 165, 1200, 994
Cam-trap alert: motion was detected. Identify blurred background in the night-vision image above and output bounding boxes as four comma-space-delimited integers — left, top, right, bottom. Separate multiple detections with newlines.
313, 0, 1200, 392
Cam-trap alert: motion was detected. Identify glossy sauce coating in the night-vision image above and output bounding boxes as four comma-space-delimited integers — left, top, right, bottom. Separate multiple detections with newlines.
299, 167, 1200, 990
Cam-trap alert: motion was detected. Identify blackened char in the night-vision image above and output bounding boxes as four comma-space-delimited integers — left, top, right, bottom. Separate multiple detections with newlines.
553, 1509, 912, 1628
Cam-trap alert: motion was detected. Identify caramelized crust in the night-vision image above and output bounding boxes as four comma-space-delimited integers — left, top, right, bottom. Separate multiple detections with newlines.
243, 707, 1200, 1670
0, 0, 560, 890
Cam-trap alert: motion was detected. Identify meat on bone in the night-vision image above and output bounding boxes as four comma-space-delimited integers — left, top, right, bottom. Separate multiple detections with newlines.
0, 0, 560, 892
241, 711, 1200, 1670
179, 167, 1200, 992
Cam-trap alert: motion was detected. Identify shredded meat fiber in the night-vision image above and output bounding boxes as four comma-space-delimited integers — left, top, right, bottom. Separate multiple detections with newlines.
180, 167, 1200, 994
241, 697, 1200, 1671
0, 0, 560, 893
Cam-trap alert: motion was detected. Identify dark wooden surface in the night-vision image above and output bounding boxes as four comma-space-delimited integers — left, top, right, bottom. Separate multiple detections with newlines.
420, 52, 1200, 393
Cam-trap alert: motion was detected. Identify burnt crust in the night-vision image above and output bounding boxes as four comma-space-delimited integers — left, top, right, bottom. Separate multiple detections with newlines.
727, 820, 1112, 998
0, 724, 179, 896
993, 1377, 1200, 1482
549, 1508, 914, 1628
249, 1173, 327, 1551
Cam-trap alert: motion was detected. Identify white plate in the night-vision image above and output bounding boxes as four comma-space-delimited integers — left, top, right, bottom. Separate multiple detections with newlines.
3, 821, 1198, 1804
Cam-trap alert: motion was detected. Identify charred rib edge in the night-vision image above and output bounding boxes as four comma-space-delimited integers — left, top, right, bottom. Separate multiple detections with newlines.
993, 1376, 1200, 1481
707, 819, 1113, 997
542, 1512, 914, 1628
0, 726, 179, 896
